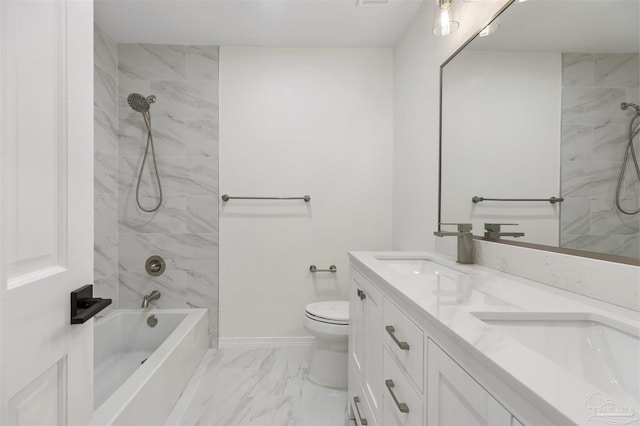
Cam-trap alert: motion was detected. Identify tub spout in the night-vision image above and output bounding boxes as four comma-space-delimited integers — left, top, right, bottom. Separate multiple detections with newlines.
141, 290, 161, 308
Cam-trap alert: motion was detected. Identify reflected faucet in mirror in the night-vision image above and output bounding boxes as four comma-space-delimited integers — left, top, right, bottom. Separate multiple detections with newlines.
484, 223, 525, 240
434, 223, 474, 264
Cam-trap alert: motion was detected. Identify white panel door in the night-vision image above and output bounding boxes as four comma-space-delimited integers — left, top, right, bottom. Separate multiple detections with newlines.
0, 0, 94, 424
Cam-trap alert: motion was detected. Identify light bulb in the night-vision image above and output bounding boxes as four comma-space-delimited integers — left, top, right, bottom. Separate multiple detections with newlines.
432, 0, 460, 36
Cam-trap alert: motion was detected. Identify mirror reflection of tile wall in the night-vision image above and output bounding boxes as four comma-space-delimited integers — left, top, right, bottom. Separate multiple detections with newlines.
560, 53, 640, 258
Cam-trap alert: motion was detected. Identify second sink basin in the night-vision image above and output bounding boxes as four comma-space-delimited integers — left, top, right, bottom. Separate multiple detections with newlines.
471, 311, 640, 405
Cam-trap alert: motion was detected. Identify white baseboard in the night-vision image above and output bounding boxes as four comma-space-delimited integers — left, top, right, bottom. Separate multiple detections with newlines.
218, 336, 316, 349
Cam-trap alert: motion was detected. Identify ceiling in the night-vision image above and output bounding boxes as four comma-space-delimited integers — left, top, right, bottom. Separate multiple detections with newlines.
95, 0, 638, 53
469, 0, 639, 53
94, 0, 426, 47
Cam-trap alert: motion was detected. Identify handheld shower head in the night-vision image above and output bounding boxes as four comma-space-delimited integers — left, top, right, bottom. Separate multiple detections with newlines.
621, 102, 640, 114
127, 92, 163, 213
127, 93, 156, 113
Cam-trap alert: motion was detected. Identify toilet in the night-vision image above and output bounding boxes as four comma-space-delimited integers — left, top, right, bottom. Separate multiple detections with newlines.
303, 300, 349, 389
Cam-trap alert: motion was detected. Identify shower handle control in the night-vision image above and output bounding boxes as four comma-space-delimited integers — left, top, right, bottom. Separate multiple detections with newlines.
145, 255, 166, 276
149, 260, 161, 272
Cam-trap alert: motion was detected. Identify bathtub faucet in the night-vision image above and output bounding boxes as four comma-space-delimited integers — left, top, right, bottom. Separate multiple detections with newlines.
141, 290, 161, 308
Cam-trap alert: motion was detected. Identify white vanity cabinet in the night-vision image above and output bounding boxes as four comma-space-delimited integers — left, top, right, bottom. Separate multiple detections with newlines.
427, 339, 512, 426
349, 262, 527, 426
349, 266, 384, 425
383, 299, 424, 392
381, 298, 425, 425
347, 252, 637, 425
383, 347, 425, 425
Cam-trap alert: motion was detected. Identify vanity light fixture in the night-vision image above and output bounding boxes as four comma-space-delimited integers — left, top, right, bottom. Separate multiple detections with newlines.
432, 0, 460, 36
479, 18, 500, 37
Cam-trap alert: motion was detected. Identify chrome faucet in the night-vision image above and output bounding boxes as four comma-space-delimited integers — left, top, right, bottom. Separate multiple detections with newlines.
141, 290, 161, 308
434, 223, 474, 264
484, 223, 525, 239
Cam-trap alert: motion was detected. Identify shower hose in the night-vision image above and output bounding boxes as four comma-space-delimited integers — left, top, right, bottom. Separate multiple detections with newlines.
136, 111, 163, 212
615, 110, 640, 215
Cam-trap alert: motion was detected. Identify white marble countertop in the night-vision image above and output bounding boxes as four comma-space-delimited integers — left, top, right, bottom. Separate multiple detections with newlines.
348, 251, 640, 426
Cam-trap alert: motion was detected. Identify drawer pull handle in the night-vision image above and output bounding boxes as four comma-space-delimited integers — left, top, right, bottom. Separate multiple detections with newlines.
353, 396, 368, 425
386, 325, 410, 350
357, 288, 366, 301
385, 379, 409, 413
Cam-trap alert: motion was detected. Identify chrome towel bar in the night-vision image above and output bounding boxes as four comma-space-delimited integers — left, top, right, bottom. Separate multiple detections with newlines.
309, 265, 337, 273
472, 196, 564, 204
221, 194, 310, 202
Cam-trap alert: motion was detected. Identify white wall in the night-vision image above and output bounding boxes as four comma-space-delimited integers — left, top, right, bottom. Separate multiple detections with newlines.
219, 48, 393, 338
392, 0, 510, 251
442, 50, 561, 246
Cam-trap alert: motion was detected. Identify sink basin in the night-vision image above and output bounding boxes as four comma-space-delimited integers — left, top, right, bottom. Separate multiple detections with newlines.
471, 311, 640, 404
377, 258, 465, 279
377, 258, 473, 304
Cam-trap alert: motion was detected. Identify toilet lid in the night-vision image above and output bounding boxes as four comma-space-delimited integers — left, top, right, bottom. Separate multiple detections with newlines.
305, 301, 349, 324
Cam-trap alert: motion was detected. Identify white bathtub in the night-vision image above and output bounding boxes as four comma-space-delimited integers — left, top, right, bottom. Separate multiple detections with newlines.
92, 309, 208, 426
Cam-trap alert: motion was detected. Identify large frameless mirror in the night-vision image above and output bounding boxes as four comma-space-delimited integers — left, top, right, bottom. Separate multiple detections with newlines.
439, 0, 640, 265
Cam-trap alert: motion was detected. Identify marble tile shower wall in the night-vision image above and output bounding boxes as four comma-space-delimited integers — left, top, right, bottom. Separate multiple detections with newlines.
94, 25, 118, 313
117, 44, 220, 346
561, 52, 640, 258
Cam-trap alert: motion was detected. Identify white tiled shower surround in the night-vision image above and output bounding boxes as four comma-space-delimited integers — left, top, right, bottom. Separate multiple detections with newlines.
93, 25, 220, 346
560, 52, 640, 258
118, 43, 219, 346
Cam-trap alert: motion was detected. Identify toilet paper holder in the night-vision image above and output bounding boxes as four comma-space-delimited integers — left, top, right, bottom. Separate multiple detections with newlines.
309, 265, 337, 273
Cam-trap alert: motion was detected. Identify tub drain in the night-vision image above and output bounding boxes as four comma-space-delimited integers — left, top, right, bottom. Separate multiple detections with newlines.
147, 314, 158, 327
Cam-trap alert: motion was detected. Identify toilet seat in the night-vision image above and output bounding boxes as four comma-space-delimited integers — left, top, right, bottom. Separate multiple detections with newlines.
305, 301, 349, 325
305, 312, 348, 325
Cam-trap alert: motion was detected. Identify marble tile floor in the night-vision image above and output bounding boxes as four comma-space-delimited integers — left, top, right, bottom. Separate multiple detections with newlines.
165, 347, 352, 426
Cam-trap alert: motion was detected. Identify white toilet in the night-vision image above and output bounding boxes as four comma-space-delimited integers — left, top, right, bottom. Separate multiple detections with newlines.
303, 300, 349, 389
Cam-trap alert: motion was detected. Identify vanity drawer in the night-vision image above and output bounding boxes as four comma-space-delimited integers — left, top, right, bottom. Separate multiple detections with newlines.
350, 359, 378, 426
382, 396, 403, 426
383, 347, 424, 426
383, 298, 424, 392
351, 394, 376, 426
